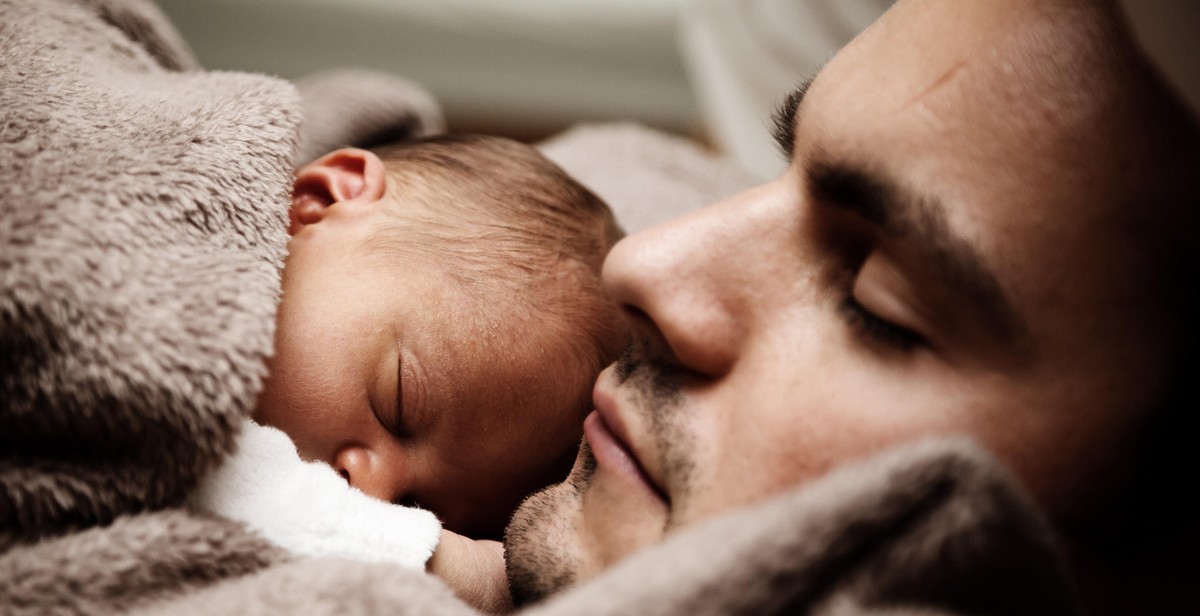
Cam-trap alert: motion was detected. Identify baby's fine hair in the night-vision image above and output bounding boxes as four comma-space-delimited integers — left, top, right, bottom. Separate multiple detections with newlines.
365, 134, 626, 397
368, 134, 621, 277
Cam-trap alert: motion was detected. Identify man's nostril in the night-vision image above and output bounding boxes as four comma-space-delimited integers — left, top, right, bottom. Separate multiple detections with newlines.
338, 468, 350, 483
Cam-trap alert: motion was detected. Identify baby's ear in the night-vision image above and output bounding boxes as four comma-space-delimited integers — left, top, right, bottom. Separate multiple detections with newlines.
289, 148, 387, 234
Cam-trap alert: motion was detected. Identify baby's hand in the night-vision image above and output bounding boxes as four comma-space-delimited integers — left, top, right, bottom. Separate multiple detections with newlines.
427, 529, 512, 614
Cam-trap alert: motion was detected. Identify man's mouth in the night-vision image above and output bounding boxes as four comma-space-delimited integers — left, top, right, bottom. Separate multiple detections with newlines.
583, 388, 669, 505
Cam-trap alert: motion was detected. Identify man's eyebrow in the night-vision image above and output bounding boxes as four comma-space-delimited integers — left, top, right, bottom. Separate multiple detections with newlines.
808, 157, 1031, 348
771, 77, 815, 161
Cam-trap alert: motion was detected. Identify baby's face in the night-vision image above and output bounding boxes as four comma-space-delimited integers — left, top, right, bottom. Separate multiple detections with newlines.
255, 206, 611, 538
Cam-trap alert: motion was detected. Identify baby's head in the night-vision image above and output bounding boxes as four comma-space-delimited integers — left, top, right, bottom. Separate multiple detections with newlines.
254, 135, 627, 538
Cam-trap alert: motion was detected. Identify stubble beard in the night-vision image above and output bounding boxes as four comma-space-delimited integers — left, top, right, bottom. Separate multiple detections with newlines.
504, 442, 597, 605
504, 342, 693, 605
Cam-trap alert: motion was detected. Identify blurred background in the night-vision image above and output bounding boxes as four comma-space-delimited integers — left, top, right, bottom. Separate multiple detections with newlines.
158, 0, 1199, 181
157, 0, 698, 141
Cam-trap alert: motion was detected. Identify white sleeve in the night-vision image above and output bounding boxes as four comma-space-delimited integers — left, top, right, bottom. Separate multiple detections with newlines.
188, 418, 442, 569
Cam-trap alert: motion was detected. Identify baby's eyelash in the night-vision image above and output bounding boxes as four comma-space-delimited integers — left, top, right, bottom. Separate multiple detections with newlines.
839, 296, 922, 351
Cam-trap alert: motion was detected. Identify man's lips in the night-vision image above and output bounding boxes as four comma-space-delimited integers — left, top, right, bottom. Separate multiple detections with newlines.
584, 385, 668, 504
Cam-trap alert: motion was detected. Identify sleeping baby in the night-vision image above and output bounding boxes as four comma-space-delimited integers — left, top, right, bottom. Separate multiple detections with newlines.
189, 135, 626, 605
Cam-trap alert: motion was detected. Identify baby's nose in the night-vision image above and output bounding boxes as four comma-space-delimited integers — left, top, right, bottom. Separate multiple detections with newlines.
332, 446, 405, 503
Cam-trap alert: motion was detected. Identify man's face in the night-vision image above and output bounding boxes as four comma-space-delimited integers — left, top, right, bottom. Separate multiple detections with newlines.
507, 0, 1177, 599
254, 205, 599, 539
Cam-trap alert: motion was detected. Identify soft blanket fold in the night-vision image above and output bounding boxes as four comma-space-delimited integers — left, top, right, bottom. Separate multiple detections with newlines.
2, 1, 1082, 613
1, 0, 299, 548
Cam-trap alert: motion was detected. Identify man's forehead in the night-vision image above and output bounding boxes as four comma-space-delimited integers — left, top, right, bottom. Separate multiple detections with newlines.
825, 0, 1115, 114
805, 0, 1133, 204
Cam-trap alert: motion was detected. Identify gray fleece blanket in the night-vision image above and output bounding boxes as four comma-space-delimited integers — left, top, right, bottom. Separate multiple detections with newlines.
1, 1, 1082, 613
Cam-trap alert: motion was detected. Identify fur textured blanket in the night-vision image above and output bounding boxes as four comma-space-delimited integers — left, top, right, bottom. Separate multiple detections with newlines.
1, 0, 1082, 614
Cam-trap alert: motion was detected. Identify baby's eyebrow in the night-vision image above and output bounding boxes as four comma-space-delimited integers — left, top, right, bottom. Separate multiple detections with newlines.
772, 75, 817, 161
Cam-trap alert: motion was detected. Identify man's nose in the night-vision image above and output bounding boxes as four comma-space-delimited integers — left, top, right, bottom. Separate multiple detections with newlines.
601, 184, 783, 379
332, 445, 409, 504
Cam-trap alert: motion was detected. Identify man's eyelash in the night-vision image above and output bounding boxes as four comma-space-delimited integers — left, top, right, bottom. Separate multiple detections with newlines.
772, 89, 802, 159
839, 297, 922, 351
771, 77, 814, 160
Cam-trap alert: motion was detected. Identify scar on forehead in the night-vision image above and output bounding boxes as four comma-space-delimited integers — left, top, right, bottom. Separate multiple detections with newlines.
902, 60, 967, 109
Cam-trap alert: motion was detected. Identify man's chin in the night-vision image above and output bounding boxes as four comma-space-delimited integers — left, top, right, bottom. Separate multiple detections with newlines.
504, 444, 596, 605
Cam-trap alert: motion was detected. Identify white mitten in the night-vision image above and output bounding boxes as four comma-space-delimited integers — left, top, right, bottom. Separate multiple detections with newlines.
189, 418, 441, 568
